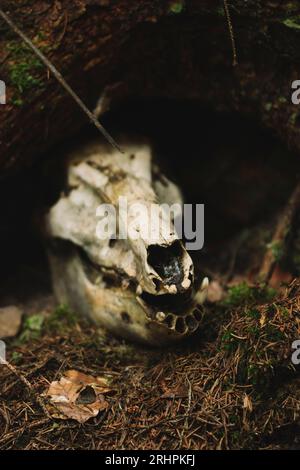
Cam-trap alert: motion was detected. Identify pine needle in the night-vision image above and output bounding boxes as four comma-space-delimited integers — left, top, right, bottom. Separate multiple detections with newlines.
0, 356, 52, 419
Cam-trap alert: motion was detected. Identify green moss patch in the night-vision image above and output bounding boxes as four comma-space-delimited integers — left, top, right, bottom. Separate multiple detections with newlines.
283, 17, 300, 30
7, 40, 45, 104
222, 282, 276, 308
168, 1, 185, 15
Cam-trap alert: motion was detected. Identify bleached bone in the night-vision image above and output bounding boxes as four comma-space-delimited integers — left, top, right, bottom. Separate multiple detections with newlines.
46, 137, 205, 344
48, 243, 201, 345
47, 139, 193, 296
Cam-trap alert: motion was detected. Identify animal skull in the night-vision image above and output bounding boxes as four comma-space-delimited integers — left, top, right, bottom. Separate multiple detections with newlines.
45, 138, 208, 345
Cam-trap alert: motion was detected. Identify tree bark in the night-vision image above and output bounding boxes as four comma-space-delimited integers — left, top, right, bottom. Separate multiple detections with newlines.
1, 0, 300, 175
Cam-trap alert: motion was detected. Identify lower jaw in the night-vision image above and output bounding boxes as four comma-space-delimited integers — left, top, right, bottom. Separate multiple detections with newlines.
48, 242, 203, 345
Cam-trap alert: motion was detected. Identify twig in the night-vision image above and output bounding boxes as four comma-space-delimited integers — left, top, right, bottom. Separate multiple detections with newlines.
259, 180, 300, 283
0, 8, 123, 154
223, 0, 238, 67
0, 357, 52, 419
178, 378, 192, 448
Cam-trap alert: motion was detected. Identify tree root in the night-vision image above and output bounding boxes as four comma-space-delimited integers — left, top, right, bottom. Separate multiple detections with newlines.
259, 180, 300, 284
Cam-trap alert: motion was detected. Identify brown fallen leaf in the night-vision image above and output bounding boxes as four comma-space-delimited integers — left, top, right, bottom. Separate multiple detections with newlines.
46, 369, 111, 423
0, 306, 23, 339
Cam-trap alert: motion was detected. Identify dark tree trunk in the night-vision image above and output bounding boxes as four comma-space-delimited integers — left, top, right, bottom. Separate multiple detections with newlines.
1, 0, 300, 175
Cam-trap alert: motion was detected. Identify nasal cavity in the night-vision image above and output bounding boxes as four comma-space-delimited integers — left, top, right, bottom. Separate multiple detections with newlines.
147, 241, 185, 288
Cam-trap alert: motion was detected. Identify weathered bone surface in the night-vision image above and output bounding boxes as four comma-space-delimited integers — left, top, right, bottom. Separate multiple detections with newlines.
46, 138, 208, 345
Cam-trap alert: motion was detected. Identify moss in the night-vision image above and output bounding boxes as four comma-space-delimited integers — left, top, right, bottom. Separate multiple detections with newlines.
222, 282, 276, 308
267, 240, 285, 262
10, 62, 43, 93
168, 1, 185, 15
7, 40, 45, 102
278, 96, 287, 104
11, 97, 24, 107
247, 363, 261, 385
230, 430, 242, 447
220, 330, 240, 352
229, 414, 239, 425
18, 314, 44, 343
11, 351, 23, 364
264, 102, 273, 112
45, 303, 78, 333
264, 324, 285, 342
16, 305, 78, 343
216, 6, 225, 17
283, 17, 300, 30
246, 309, 260, 320
289, 111, 299, 126
223, 282, 254, 307
278, 306, 290, 319
246, 324, 260, 338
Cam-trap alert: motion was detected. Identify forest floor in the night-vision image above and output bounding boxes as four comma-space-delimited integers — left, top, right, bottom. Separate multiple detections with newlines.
0, 277, 299, 450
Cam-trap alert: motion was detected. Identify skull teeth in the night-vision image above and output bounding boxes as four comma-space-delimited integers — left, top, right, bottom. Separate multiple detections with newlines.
175, 317, 187, 334
193, 307, 203, 322
156, 311, 166, 322
185, 314, 198, 332
160, 308, 202, 335
201, 276, 209, 291
163, 313, 176, 329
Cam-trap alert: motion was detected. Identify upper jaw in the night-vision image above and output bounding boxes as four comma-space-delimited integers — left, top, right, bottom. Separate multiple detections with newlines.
46, 139, 195, 297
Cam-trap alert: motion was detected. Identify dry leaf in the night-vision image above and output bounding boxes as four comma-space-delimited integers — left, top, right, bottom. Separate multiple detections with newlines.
46, 369, 111, 423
